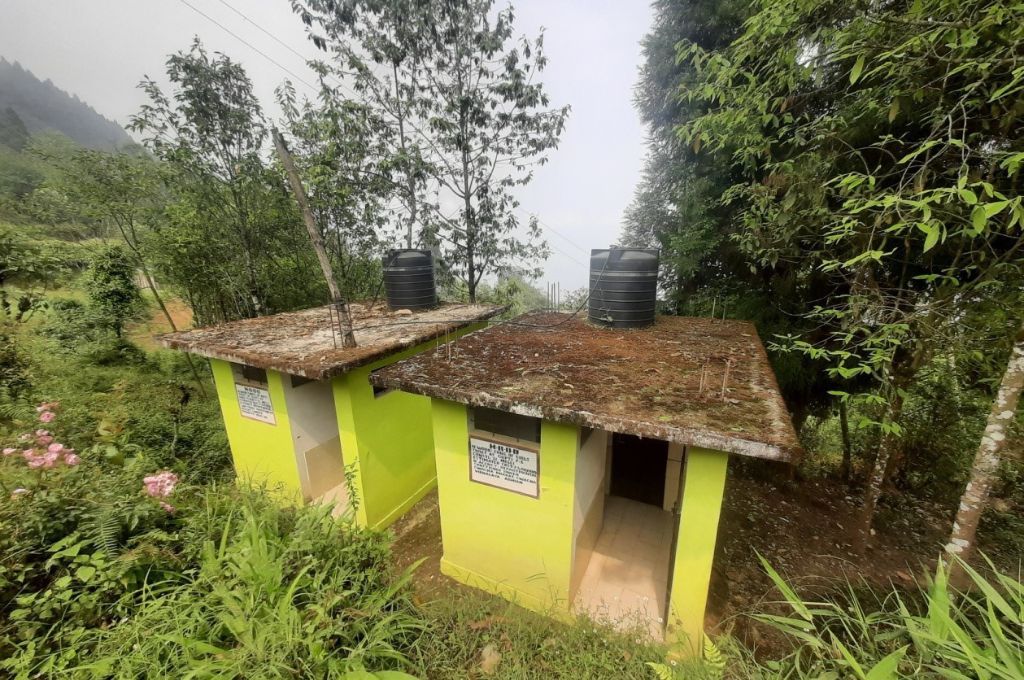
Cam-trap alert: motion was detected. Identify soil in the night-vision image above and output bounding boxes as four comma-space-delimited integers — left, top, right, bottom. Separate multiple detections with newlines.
127, 298, 194, 350
389, 463, 959, 654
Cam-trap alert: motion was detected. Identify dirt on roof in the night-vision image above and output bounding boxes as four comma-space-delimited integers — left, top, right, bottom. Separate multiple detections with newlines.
371, 312, 801, 462
157, 302, 504, 380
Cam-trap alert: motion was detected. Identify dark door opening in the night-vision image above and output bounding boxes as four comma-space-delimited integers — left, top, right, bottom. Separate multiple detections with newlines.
609, 433, 668, 507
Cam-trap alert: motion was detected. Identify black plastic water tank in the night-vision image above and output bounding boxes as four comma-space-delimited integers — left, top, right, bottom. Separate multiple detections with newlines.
383, 249, 438, 311
588, 248, 659, 328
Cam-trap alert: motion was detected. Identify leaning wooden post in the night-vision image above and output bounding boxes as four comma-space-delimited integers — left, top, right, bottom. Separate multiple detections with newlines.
272, 127, 356, 348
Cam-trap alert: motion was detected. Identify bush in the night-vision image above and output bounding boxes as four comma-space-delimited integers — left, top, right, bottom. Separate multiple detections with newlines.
79, 493, 421, 679
2, 406, 421, 678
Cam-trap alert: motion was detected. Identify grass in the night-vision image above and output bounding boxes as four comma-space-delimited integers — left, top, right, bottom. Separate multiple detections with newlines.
413, 592, 670, 679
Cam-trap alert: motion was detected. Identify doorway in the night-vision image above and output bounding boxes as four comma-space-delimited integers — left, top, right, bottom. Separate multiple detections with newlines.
609, 433, 668, 506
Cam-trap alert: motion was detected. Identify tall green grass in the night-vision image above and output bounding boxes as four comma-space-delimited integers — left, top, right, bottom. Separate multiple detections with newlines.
75, 490, 422, 679
727, 554, 1024, 679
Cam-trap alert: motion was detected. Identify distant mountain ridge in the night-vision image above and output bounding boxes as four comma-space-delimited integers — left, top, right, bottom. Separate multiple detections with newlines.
0, 57, 133, 151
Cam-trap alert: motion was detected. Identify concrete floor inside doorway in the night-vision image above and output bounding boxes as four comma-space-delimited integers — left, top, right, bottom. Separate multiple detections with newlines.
573, 496, 673, 640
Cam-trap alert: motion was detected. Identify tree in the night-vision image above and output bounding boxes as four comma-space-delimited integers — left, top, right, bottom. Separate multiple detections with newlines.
292, 0, 436, 249
276, 81, 390, 299
130, 39, 319, 321
417, 1, 566, 301
86, 244, 141, 338
0, 107, 30, 151
674, 0, 1024, 549
54, 148, 208, 393
623, 0, 851, 435
946, 323, 1024, 565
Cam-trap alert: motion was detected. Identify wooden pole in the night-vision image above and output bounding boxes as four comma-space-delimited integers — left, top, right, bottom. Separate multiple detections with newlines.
272, 128, 356, 348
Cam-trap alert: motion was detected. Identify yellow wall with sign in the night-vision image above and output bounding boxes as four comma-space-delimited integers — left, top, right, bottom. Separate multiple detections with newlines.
210, 324, 488, 527
431, 398, 580, 614
210, 359, 302, 503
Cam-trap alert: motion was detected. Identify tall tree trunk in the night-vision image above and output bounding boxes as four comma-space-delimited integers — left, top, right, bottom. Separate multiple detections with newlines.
393, 62, 418, 250
853, 388, 906, 553
139, 264, 208, 398
839, 400, 853, 483
945, 324, 1024, 566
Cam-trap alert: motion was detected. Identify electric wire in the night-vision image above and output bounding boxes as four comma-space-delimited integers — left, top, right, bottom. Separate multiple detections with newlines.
176, 0, 319, 93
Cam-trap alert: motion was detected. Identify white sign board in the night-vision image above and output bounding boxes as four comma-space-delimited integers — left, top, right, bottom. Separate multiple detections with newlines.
469, 437, 539, 498
235, 383, 276, 424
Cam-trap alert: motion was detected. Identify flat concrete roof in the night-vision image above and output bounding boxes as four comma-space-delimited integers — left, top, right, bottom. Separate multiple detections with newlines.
157, 302, 504, 380
370, 312, 801, 462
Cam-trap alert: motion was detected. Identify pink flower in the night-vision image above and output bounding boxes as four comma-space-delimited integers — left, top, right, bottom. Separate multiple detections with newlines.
64, 453, 81, 466
35, 401, 59, 413
38, 411, 55, 423
26, 456, 45, 469
143, 471, 179, 498
34, 429, 49, 437
159, 501, 176, 513
47, 442, 64, 454
2, 447, 15, 456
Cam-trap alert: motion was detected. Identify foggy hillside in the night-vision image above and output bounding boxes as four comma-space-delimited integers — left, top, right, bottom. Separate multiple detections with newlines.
0, 57, 132, 150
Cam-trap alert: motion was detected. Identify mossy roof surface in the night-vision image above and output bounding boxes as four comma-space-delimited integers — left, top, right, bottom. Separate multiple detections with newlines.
157, 302, 504, 380
370, 312, 801, 462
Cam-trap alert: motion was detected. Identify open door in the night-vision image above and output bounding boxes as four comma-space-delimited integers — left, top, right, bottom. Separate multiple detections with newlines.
610, 433, 667, 506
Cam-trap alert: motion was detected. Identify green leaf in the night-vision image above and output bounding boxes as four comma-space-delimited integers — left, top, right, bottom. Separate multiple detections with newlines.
971, 206, 987, 233
983, 200, 1009, 218
865, 646, 908, 680
76, 565, 96, 582
923, 226, 939, 252
850, 55, 865, 84
957, 188, 977, 205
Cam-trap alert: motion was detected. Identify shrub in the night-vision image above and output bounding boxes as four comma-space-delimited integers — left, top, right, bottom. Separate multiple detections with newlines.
85, 245, 142, 338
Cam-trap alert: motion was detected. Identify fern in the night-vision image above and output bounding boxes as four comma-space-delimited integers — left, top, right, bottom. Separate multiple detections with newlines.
703, 636, 725, 680
92, 504, 123, 557
645, 662, 675, 680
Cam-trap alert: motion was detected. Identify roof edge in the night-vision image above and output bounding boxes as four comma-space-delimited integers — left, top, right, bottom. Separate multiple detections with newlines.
370, 372, 798, 463
156, 303, 507, 380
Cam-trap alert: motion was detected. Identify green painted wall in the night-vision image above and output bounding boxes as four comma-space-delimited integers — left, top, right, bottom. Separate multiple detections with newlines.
432, 398, 580, 615
666, 446, 729, 654
210, 322, 486, 523
333, 323, 487, 530
210, 359, 302, 503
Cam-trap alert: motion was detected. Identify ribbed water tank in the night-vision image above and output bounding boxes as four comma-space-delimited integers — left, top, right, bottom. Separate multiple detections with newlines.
588, 248, 659, 328
383, 249, 437, 311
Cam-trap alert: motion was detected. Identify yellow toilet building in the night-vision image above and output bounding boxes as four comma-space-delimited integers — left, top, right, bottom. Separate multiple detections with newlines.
370, 311, 800, 650
159, 301, 501, 529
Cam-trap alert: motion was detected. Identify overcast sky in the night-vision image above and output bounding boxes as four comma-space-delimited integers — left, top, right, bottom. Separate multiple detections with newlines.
1, 0, 653, 290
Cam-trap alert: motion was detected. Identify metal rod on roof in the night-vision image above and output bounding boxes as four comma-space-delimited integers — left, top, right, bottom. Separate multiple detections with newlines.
273, 128, 356, 348
721, 358, 732, 400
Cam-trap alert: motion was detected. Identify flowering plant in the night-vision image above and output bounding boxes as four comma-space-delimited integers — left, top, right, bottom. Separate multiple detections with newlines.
2, 402, 81, 476
142, 470, 179, 513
